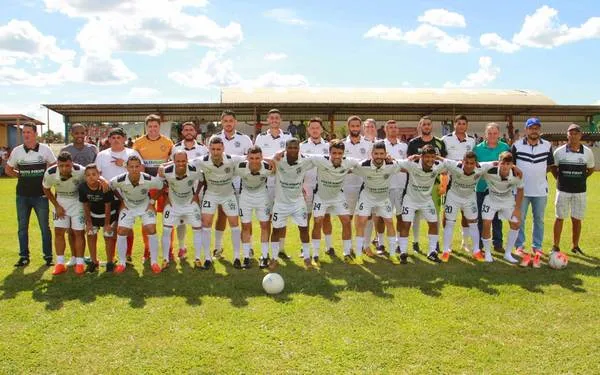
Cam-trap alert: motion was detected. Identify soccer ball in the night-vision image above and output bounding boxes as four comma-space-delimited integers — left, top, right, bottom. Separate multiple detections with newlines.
548, 251, 569, 269
262, 273, 284, 294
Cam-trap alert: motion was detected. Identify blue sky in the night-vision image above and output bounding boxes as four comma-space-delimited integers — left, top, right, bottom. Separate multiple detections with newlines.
1, 0, 599, 132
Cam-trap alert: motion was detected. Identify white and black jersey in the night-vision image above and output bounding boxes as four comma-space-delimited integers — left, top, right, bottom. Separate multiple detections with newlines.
212, 131, 253, 156
396, 159, 446, 204
553, 144, 595, 193
352, 160, 403, 201
481, 167, 524, 205
310, 156, 361, 201
342, 136, 373, 190
511, 138, 553, 196
235, 161, 273, 197
161, 163, 204, 207
254, 129, 292, 158
273, 154, 316, 206
171, 141, 208, 161
193, 154, 244, 196
110, 172, 164, 210
441, 132, 476, 161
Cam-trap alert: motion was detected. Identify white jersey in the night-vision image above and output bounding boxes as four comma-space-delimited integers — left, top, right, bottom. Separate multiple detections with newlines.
384, 138, 408, 189
273, 154, 316, 205
343, 136, 373, 189
160, 163, 203, 207
212, 130, 253, 156
254, 129, 292, 158
171, 141, 208, 161
352, 159, 403, 201
193, 154, 244, 196
42, 163, 85, 200
482, 167, 524, 205
110, 172, 164, 210
310, 156, 361, 201
300, 138, 329, 188
396, 159, 446, 204
444, 160, 494, 200
235, 160, 273, 199
441, 132, 476, 161
95, 148, 143, 181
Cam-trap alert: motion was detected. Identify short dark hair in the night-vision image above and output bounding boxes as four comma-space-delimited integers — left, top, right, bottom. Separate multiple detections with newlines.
57, 151, 72, 162
145, 114, 161, 125
268, 109, 281, 115
247, 145, 263, 155
372, 141, 386, 151
22, 123, 37, 132
499, 151, 513, 163
421, 144, 436, 155
464, 151, 477, 160
209, 136, 224, 145
109, 128, 126, 138
221, 109, 236, 119
127, 155, 142, 165
329, 139, 345, 151
308, 117, 323, 126
85, 164, 98, 173
347, 115, 362, 125
454, 114, 468, 123
286, 138, 300, 147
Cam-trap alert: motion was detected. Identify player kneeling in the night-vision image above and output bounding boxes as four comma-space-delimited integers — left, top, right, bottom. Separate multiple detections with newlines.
111, 156, 164, 274
159, 151, 204, 270
476, 152, 524, 263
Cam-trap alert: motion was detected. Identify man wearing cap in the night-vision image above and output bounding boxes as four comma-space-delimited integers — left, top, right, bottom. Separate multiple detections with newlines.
510, 117, 554, 268
550, 124, 595, 255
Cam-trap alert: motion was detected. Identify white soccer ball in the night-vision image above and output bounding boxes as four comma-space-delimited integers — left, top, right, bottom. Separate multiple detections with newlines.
548, 251, 569, 269
262, 273, 285, 294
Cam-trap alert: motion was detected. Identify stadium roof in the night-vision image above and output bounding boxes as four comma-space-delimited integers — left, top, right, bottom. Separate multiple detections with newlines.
0, 114, 44, 126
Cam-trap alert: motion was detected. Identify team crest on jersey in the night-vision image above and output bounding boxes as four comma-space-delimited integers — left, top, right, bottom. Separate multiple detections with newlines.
37, 155, 44, 161
187, 180, 194, 186
383, 174, 390, 179
296, 167, 302, 174
322, 148, 328, 154
280, 141, 285, 148
234, 141, 240, 148
578, 157, 584, 163
360, 148, 366, 154
141, 189, 148, 194
228, 202, 236, 211
466, 145, 472, 151
225, 167, 231, 173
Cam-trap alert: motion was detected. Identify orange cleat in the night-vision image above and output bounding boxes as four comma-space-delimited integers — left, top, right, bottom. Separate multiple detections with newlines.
364, 247, 375, 257
532, 251, 542, 268
440, 251, 450, 263
52, 264, 67, 275
74, 264, 85, 275
520, 253, 532, 267
472, 251, 485, 262
115, 264, 126, 274
151, 263, 162, 274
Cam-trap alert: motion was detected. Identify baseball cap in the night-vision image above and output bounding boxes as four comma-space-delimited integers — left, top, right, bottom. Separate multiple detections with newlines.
108, 128, 126, 137
567, 124, 581, 132
525, 117, 542, 128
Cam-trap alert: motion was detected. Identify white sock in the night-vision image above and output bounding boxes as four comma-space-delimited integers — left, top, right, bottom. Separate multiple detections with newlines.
261, 242, 269, 259
324, 234, 332, 249
302, 243, 311, 259
57, 255, 65, 265
271, 241, 280, 259
388, 236, 398, 255
428, 234, 439, 254
462, 226, 469, 246
201, 228, 212, 260
76, 257, 84, 265
399, 237, 408, 254
279, 237, 286, 251
412, 215, 421, 242
377, 232, 385, 246
177, 224, 186, 250
482, 237, 492, 257
162, 226, 173, 261
312, 239, 320, 257
231, 226, 241, 259
215, 230, 224, 250
117, 235, 127, 265
343, 240, 352, 256
242, 242, 250, 258
193, 229, 202, 259
469, 223, 480, 252
355, 236, 364, 256
148, 234, 159, 264
506, 229, 519, 256
443, 220, 456, 252
365, 219, 373, 244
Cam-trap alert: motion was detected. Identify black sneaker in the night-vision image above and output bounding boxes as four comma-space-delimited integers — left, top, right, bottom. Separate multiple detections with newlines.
344, 254, 354, 263
44, 258, 54, 267
105, 262, 115, 272
493, 245, 505, 253
279, 251, 291, 260
571, 246, 585, 255
551, 245, 561, 253
259, 256, 269, 269
412, 242, 421, 253
203, 259, 213, 270
242, 257, 251, 269
85, 262, 98, 273
376, 245, 386, 256
14, 257, 30, 267
249, 248, 254, 257
213, 248, 223, 259
435, 242, 440, 253
427, 251, 441, 263
325, 247, 335, 256
400, 253, 408, 264
313, 256, 320, 265
233, 258, 242, 269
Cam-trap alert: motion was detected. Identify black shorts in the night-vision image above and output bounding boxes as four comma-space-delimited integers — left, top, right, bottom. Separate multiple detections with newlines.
91, 215, 117, 228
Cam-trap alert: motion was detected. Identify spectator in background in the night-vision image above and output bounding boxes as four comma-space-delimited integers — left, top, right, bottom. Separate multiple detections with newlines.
288, 121, 298, 137
0, 147, 7, 176
363, 119, 378, 141
126, 137, 134, 148
377, 125, 386, 140
297, 120, 306, 141
61, 123, 98, 167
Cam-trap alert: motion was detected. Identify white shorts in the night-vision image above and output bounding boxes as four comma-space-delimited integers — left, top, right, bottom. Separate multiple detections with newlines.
355, 192, 394, 219
555, 191, 586, 220
343, 186, 361, 215
239, 193, 272, 223
163, 203, 202, 228
272, 201, 308, 229
304, 183, 316, 212
389, 188, 404, 215
444, 193, 478, 221
401, 198, 438, 223
53, 199, 85, 230
313, 193, 350, 218
481, 196, 518, 222
201, 191, 239, 216
118, 207, 157, 229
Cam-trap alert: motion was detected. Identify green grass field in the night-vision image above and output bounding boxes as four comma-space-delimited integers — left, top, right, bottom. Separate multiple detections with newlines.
0, 176, 599, 374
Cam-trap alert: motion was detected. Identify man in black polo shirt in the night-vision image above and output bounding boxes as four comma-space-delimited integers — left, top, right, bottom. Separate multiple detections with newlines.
406, 116, 448, 253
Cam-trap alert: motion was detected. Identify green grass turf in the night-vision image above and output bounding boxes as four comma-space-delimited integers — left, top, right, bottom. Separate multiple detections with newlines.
0, 176, 599, 374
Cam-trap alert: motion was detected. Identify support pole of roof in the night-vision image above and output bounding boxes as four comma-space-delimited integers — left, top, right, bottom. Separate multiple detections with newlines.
64, 115, 70, 144
16, 116, 21, 145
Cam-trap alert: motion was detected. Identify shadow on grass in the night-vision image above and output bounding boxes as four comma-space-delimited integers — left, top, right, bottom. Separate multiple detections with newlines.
0, 244, 598, 311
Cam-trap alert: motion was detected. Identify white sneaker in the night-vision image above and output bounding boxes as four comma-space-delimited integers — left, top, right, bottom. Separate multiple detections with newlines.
66, 256, 76, 267
484, 252, 494, 263
504, 254, 518, 264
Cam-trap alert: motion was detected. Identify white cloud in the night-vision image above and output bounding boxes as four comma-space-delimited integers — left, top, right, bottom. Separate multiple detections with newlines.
264, 52, 288, 61
365, 23, 471, 53
264, 8, 307, 26
0, 56, 17, 66
482, 6, 600, 53
444, 56, 500, 88
417, 8, 466, 28
128, 87, 161, 98
0, 20, 76, 64
169, 51, 308, 89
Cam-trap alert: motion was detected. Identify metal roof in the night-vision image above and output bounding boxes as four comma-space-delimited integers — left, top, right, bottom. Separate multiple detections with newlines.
0, 114, 44, 126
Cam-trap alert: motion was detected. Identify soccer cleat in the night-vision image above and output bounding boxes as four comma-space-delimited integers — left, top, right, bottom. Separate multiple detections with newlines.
440, 251, 450, 263
503, 254, 519, 264
493, 245, 505, 253
44, 258, 54, 267
203, 259, 213, 270
550, 245, 560, 253
161, 260, 170, 270
233, 258, 242, 269
571, 246, 585, 255
242, 257, 251, 269
389, 254, 401, 265
213, 248, 224, 259
376, 245, 386, 256
303, 257, 313, 269
435, 242, 440, 253
278, 251, 291, 260
66, 257, 76, 267
400, 253, 408, 264
519, 253, 531, 267
259, 257, 269, 269
85, 262, 98, 273
325, 247, 335, 256
363, 247, 374, 257
412, 242, 421, 253
532, 252, 542, 269
105, 262, 115, 272
268, 259, 279, 271
427, 251, 442, 263
177, 248, 187, 258
194, 259, 203, 269
354, 255, 364, 265
313, 256, 320, 266
52, 264, 67, 275
344, 254, 354, 264
484, 252, 494, 263
515, 247, 526, 257
151, 263, 161, 274
74, 264, 85, 275
14, 257, 30, 267
472, 251, 485, 262
115, 264, 126, 273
